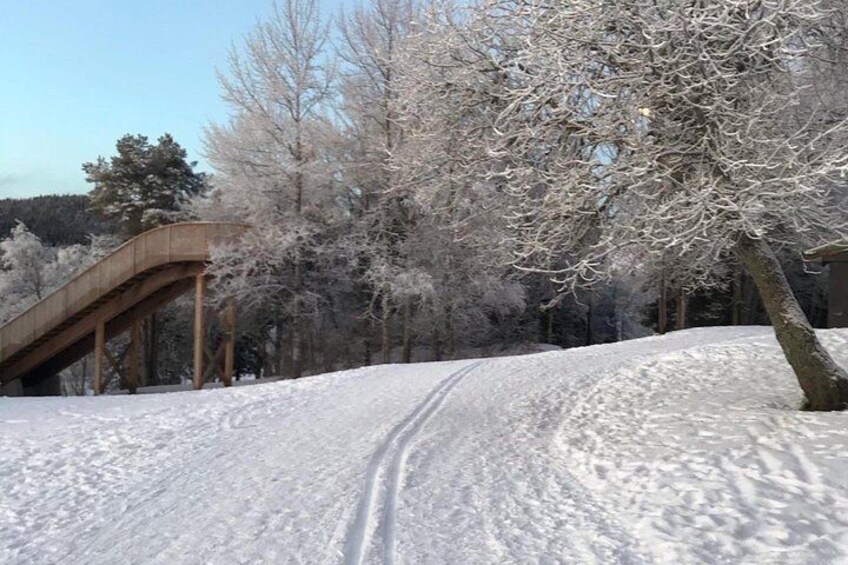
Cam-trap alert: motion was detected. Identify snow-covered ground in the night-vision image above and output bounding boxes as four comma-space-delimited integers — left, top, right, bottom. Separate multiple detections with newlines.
2, 327, 847, 564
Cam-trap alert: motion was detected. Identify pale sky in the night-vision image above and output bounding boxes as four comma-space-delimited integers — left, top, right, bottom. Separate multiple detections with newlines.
0, 0, 341, 199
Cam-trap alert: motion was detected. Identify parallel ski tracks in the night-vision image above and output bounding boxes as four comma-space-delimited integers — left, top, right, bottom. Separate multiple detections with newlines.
344, 360, 484, 565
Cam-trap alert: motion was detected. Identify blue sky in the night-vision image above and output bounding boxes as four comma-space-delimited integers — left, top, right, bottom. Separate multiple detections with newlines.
0, 0, 339, 198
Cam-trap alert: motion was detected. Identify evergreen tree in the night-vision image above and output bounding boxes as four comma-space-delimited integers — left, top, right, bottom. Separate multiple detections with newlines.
83, 133, 207, 236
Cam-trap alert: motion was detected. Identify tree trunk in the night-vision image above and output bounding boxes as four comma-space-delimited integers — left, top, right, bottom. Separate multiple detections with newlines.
737, 236, 848, 411
256, 336, 264, 379
292, 259, 303, 378
260, 329, 272, 378
275, 319, 285, 377
381, 292, 391, 364
446, 305, 456, 360
431, 323, 442, 361
611, 285, 623, 342
586, 295, 593, 346
676, 290, 687, 330
732, 271, 742, 326
658, 274, 667, 335
307, 325, 319, 374
615, 313, 623, 342
560, 301, 569, 348
363, 316, 373, 367
743, 279, 760, 325
292, 117, 304, 379
402, 299, 412, 363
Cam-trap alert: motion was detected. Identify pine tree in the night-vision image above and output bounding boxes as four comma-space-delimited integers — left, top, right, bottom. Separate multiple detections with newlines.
83, 133, 207, 237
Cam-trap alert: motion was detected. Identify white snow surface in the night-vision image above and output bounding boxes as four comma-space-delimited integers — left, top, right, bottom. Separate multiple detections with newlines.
2, 326, 848, 564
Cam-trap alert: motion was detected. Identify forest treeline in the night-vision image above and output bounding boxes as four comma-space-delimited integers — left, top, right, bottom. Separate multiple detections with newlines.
0, 194, 110, 245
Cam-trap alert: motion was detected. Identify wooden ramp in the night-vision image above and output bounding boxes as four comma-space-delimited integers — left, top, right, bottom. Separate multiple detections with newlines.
0, 222, 248, 396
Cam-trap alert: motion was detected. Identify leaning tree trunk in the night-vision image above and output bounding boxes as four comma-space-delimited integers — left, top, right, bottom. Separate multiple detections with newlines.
737, 236, 848, 411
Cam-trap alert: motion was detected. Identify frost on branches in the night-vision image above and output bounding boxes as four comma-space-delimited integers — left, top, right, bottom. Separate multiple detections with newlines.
467, 0, 848, 409
0, 223, 104, 325
197, 0, 338, 377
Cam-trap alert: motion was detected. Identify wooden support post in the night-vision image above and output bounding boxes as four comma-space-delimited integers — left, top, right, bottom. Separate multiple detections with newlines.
193, 273, 205, 390
203, 344, 226, 384
104, 344, 130, 377
223, 298, 236, 387
93, 321, 105, 395
128, 321, 141, 394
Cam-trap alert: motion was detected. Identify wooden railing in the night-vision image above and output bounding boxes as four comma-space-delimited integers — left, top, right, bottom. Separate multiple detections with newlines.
0, 222, 248, 368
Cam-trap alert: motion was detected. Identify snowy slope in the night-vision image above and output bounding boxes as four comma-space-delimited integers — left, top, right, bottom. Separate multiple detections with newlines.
2, 327, 848, 564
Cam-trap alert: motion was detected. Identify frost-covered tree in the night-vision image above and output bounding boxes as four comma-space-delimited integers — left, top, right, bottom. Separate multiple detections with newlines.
338, 0, 424, 362
0, 222, 55, 322
201, 0, 335, 378
473, 0, 848, 410
0, 223, 97, 324
83, 133, 207, 237
389, 2, 528, 357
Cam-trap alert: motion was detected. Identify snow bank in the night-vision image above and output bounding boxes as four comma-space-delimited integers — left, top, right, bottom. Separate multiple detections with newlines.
1, 327, 847, 564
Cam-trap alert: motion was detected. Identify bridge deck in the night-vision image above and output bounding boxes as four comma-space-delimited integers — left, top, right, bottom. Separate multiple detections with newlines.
0, 222, 248, 393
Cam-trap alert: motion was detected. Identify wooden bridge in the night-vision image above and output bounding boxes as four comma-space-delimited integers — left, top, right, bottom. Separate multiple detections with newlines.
0, 222, 249, 396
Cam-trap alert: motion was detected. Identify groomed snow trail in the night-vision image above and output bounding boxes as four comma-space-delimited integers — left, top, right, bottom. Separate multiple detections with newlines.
2, 327, 848, 564
344, 360, 484, 565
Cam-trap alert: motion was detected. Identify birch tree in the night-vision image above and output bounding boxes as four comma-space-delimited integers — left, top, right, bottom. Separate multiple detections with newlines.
205, 0, 334, 378
390, 2, 528, 357
338, 0, 422, 362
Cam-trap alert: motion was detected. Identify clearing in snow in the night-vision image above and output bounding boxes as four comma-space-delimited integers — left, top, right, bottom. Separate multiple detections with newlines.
2, 327, 847, 564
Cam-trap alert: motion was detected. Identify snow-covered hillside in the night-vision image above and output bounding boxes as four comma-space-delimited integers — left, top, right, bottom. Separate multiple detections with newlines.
2, 327, 847, 564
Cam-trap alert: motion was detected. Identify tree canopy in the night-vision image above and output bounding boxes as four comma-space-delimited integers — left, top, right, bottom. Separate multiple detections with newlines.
83, 133, 207, 236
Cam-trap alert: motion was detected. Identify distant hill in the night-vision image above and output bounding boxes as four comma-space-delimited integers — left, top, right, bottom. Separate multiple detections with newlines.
0, 194, 112, 246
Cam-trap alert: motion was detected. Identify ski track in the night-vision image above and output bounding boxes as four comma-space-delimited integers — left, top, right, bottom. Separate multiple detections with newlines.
343, 360, 484, 565
389, 327, 775, 563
